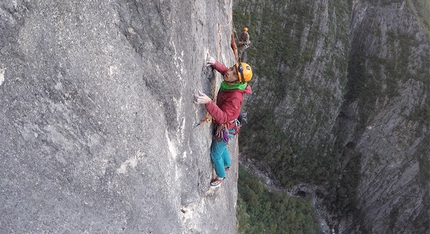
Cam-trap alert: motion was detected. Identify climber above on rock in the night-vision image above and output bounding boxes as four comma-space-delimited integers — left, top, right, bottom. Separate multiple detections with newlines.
194, 55, 253, 186
238, 27, 251, 59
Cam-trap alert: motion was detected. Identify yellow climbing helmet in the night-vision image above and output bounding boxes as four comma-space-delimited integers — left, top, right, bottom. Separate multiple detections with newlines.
235, 61, 253, 83
243, 27, 248, 32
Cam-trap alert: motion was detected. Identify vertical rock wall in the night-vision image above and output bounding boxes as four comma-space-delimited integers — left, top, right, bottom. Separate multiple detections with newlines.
0, 0, 239, 233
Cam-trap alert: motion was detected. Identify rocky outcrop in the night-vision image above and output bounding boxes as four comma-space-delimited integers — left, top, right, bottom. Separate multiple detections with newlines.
0, 0, 239, 233
338, 1, 430, 233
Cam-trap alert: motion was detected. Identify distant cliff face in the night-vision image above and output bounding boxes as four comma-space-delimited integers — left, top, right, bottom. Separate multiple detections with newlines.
0, 0, 239, 233
234, 0, 429, 233
339, 1, 430, 233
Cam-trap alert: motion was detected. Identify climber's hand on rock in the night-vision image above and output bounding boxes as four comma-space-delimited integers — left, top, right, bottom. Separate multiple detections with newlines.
205, 55, 216, 67
194, 91, 211, 104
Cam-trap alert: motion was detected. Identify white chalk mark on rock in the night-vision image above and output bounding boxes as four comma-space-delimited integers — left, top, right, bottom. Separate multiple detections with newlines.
116, 150, 146, 174
0, 68, 5, 86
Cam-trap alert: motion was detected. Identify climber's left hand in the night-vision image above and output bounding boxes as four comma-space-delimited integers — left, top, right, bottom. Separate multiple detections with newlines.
205, 55, 216, 67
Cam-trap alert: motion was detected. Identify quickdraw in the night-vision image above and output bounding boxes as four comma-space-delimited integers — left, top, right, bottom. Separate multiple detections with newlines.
194, 113, 212, 128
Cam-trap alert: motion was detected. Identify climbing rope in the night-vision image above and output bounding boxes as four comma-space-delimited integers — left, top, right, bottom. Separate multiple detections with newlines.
231, 23, 240, 60
195, 17, 234, 128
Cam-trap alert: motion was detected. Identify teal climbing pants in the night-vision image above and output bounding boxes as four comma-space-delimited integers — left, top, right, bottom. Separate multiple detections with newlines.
210, 139, 231, 178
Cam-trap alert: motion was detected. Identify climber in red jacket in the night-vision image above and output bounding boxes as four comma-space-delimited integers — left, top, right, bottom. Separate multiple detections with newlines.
194, 55, 253, 186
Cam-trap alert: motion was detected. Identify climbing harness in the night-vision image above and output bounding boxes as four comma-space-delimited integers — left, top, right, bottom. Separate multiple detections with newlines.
215, 119, 242, 142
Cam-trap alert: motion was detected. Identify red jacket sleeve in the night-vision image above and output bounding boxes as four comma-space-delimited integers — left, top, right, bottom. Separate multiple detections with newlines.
205, 91, 243, 124
211, 61, 229, 75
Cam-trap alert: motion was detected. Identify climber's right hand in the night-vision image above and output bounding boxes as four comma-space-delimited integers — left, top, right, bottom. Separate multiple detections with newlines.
194, 91, 211, 104
205, 55, 216, 67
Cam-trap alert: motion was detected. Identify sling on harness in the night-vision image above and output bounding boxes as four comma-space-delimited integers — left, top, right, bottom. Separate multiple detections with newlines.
215, 119, 241, 143
214, 110, 249, 142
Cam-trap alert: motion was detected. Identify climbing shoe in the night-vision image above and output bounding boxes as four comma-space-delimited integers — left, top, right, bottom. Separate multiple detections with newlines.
210, 177, 225, 186
225, 166, 230, 172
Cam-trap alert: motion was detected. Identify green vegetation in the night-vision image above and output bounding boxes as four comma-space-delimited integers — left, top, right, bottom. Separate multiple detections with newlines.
234, 0, 353, 231
323, 143, 361, 215
234, 0, 430, 232
235, 0, 352, 208
234, 0, 351, 183
236, 165, 319, 234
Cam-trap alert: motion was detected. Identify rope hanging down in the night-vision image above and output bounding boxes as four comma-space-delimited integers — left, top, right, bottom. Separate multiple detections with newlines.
195, 18, 234, 128
231, 23, 241, 60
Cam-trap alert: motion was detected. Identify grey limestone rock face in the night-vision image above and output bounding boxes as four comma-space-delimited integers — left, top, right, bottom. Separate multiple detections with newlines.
339, 1, 430, 233
0, 0, 238, 233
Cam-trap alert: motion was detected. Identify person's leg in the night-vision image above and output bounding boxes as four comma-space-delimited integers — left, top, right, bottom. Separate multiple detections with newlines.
238, 46, 244, 59
222, 146, 231, 169
241, 50, 248, 62
210, 139, 228, 178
